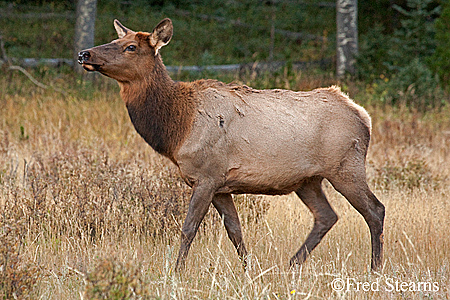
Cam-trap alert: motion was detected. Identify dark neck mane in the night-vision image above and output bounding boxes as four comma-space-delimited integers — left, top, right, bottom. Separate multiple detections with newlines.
119, 57, 197, 163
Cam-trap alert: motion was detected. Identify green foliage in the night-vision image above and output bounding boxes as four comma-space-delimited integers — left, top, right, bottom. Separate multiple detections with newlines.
19, 125, 29, 140
430, 0, 450, 87
2, 0, 449, 109
373, 58, 444, 108
387, 0, 439, 71
357, 0, 445, 108
356, 24, 391, 81
0, 0, 334, 66
358, 0, 439, 75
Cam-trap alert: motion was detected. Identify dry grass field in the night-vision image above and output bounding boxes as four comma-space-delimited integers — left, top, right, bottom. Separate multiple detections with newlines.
1, 72, 449, 299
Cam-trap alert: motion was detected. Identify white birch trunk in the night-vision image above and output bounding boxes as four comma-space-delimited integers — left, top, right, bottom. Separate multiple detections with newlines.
336, 0, 358, 77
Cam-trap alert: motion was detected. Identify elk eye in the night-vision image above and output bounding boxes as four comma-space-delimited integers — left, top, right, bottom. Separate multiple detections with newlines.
125, 45, 136, 52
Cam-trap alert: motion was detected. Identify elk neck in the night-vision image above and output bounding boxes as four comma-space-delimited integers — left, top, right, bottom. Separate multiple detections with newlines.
118, 56, 198, 163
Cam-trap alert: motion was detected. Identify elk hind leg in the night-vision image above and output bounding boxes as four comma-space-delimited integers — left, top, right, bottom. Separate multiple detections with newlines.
290, 176, 338, 267
328, 164, 385, 271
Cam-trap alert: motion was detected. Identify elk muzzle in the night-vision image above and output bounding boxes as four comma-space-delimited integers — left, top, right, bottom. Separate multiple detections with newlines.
78, 51, 91, 64
78, 50, 101, 72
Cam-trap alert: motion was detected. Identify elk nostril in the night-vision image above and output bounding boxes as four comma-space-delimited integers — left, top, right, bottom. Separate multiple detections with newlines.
77, 51, 91, 64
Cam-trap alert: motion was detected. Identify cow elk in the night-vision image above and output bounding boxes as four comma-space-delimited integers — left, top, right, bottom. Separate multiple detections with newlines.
78, 18, 385, 272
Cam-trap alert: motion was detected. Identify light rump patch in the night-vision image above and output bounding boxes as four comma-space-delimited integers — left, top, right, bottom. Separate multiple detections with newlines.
77, 18, 384, 273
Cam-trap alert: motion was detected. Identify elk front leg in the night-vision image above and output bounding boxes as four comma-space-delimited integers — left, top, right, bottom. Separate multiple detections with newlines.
290, 176, 338, 267
212, 193, 248, 268
175, 182, 216, 272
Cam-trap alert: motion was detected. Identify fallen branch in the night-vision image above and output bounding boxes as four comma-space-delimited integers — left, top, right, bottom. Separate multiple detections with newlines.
8, 65, 49, 89
1, 35, 67, 95
8, 65, 67, 95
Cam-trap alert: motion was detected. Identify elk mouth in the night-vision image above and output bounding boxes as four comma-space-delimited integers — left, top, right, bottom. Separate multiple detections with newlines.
81, 63, 102, 72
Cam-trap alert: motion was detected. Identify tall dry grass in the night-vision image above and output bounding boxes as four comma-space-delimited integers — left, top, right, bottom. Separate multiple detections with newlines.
1, 72, 449, 299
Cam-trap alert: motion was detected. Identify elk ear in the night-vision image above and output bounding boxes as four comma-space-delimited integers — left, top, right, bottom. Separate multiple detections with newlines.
149, 18, 173, 55
114, 19, 133, 38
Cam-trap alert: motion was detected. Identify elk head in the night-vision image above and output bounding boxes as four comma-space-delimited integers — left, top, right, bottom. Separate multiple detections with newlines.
78, 19, 173, 82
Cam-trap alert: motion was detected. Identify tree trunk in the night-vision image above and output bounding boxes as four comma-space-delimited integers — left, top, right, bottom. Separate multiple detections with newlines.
73, 0, 97, 75
336, 0, 358, 78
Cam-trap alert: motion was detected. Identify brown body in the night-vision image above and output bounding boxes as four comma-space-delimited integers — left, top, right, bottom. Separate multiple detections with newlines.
78, 19, 385, 271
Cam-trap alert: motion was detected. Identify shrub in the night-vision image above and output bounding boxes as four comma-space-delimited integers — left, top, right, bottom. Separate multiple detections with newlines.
84, 258, 149, 300
372, 58, 444, 108
372, 158, 443, 191
0, 219, 42, 299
